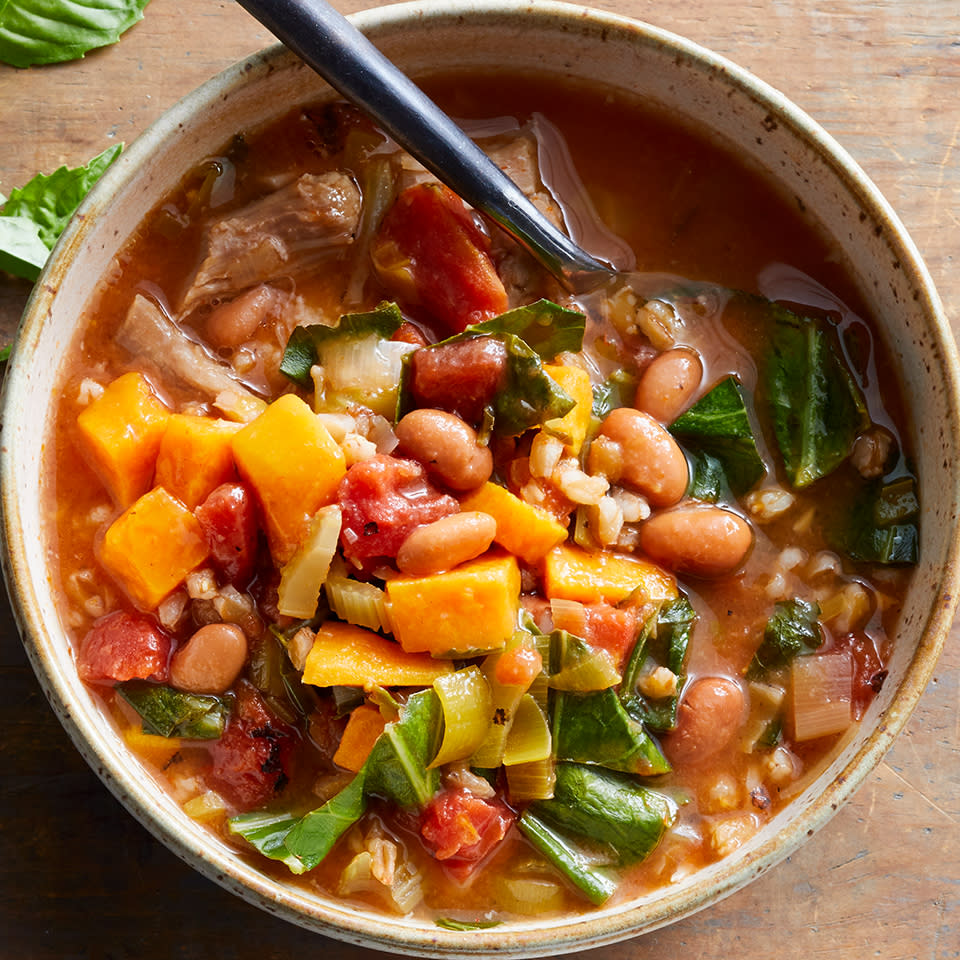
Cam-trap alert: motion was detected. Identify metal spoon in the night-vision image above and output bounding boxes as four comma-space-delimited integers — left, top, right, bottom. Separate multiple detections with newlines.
234, 0, 617, 293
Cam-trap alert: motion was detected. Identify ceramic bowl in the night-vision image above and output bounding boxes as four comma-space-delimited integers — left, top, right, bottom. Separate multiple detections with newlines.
3, 1, 958, 955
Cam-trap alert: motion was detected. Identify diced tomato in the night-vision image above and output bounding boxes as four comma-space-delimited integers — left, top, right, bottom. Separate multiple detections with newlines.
195, 482, 259, 586
834, 632, 887, 718
77, 610, 172, 685
338, 455, 458, 566
207, 681, 295, 811
420, 788, 515, 881
579, 603, 639, 671
372, 183, 508, 335
494, 643, 543, 688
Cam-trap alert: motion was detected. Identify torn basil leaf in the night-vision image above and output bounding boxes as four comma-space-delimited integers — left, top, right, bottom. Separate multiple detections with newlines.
766, 306, 870, 488
837, 474, 919, 565
670, 375, 766, 497
464, 299, 585, 361
116, 680, 230, 739
747, 598, 823, 679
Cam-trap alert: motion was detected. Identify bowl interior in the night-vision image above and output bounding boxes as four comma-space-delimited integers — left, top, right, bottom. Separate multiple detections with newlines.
3, 2, 958, 956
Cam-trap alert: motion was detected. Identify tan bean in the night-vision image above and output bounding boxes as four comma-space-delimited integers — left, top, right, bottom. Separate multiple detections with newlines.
396, 511, 497, 576
640, 505, 753, 577
169, 622, 248, 694
205, 284, 281, 348
589, 407, 688, 506
395, 409, 493, 491
634, 347, 703, 423
666, 677, 745, 765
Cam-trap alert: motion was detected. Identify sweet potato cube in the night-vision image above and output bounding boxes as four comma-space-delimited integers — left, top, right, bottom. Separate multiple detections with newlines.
386, 553, 521, 656
302, 621, 453, 689
76, 371, 171, 507
543, 363, 593, 455
155, 414, 242, 509
458, 482, 567, 564
544, 543, 677, 604
231, 394, 346, 563
99, 486, 210, 609
332, 703, 388, 772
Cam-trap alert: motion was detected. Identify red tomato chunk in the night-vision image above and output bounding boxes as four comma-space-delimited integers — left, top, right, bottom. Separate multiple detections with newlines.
195, 482, 259, 586
77, 610, 172, 685
338, 455, 459, 566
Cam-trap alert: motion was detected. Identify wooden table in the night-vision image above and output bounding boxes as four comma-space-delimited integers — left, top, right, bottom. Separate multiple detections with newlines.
1, 1, 957, 956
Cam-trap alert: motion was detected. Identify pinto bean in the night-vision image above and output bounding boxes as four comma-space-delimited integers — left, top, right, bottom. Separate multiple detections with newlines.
640, 505, 753, 577
665, 676, 745, 765
204, 284, 282, 349
395, 409, 493, 491
396, 511, 497, 576
589, 407, 688, 507
169, 622, 248, 694
409, 336, 508, 426
634, 347, 703, 423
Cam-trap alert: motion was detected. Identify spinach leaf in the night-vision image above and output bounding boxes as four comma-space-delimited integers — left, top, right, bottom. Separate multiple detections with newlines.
528, 763, 676, 865
837, 475, 919, 565
620, 597, 695, 732
226, 810, 307, 873
592, 369, 638, 419
670, 375, 766, 496
116, 680, 230, 739
747, 598, 822, 679
279, 301, 404, 386
0, 144, 122, 281
552, 688, 670, 776
766, 305, 869, 488
518, 810, 618, 905
464, 299, 585, 361
0, 0, 149, 67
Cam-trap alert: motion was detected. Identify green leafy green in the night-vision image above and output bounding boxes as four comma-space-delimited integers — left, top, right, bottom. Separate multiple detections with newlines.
226, 810, 307, 873
0, 0, 150, 67
435, 918, 504, 931
464, 299, 585, 361
282, 774, 368, 871
517, 810, 618, 905
0, 144, 122, 281
836, 475, 919, 565
670, 375, 766, 497
747, 598, 823, 679
279, 301, 405, 386
592, 369, 638, 419
766, 306, 870, 488
0, 344, 11, 363
528, 763, 676, 865
116, 681, 230, 739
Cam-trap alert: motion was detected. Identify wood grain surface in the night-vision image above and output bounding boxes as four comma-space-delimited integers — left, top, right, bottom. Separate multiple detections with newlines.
1, 1, 957, 957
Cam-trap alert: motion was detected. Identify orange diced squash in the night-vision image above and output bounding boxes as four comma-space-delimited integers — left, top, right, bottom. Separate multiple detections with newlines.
386, 553, 521, 656
332, 703, 388, 772
231, 394, 346, 563
76, 372, 171, 507
99, 486, 210, 609
302, 621, 453, 688
544, 543, 677, 604
458, 482, 567, 564
123, 726, 183, 769
543, 363, 593, 455
154, 414, 242, 509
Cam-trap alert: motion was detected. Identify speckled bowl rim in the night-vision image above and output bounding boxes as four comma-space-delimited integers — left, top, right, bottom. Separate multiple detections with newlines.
3, 1, 958, 955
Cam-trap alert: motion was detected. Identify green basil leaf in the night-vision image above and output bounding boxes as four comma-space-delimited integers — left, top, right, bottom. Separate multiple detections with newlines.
464, 299, 585, 360
528, 763, 676, 865
115, 680, 230, 739
0, 144, 122, 281
280, 301, 405, 385
0, 0, 149, 67
836, 475, 919, 565
670, 375, 766, 496
766, 306, 870, 488
747, 597, 823, 679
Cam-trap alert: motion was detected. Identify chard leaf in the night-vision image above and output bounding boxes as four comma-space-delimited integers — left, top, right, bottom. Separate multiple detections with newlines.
464, 299, 585, 361
435, 918, 504, 931
552, 688, 670, 776
528, 763, 676, 865
766, 306, 870, 488
836, 475, 919, 565
362, 688, 442, 808
518, 810, 618, 905
116, 680, 230, 739
747, 598, 822, 679
591, 369, 638, 419
0, 144, 122, 281
280, 301, 405, 385
282, 773, 368, 871
227, 810, 306, 873
685, 450, 730, 503
0, 0, 149, 67
670, 375, 766, 496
